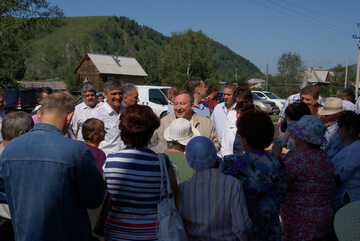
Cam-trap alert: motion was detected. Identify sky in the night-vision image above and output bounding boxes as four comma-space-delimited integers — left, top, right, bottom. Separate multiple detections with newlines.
49, 0, 360, 76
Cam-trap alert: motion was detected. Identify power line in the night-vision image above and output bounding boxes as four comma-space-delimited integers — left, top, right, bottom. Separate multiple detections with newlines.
281, 0, 356, 25
267, 0, 354, 34
249, 0, 354, 35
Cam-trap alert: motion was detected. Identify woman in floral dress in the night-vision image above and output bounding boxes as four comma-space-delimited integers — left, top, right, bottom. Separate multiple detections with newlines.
281, 115, 334, 241
220, 109, 288, 241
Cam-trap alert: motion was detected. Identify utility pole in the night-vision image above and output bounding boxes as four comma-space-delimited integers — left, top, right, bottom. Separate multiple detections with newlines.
345, 58, 348, 88
353, 23, 360, 98
266, 63, 269, 91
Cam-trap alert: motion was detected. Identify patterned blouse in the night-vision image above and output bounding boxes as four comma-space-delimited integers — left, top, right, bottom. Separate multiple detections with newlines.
280, 148, 334, 241
220, 151, 288, 241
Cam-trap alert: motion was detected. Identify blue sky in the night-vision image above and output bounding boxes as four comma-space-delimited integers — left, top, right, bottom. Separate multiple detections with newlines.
49, 0, 360, 76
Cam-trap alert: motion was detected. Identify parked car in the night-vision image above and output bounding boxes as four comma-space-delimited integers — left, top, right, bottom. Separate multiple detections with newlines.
17, 88, 38, 113
215, 91, 224, 103
252, 90, 285, 111
252, 93, 280, 115
136, 85, 170, 118
3, 88, 20, 114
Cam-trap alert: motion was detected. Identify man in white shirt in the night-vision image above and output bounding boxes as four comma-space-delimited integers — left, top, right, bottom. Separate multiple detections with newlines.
70, 84, 101, 141
211, 84, 236, 145
91, 79, 123, 155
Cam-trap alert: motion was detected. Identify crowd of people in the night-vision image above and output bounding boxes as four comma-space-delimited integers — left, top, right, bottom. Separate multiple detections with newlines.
0, 77, 360, 241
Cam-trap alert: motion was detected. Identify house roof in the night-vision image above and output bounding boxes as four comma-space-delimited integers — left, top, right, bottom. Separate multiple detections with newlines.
20, 81, 67, 90
304, 67, 330, 84
75, 53, 147, 77
246, 78, 265, 84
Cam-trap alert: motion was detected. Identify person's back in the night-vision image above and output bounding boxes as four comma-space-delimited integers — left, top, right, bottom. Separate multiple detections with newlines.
0, 93, 106, 241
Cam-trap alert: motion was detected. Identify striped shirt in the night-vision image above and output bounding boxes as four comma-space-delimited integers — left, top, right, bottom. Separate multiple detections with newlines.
176, 168, 251, 241
104, 147, 171, 240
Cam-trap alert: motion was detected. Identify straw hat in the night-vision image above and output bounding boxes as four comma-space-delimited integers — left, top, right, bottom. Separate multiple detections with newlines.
318, 97, 345, 115
288, 114, 327, 145
334, 201, 360, 241
163, 118, 200, 146
185, 136, 217, 170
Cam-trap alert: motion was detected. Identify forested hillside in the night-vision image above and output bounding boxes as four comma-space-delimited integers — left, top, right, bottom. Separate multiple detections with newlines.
24, 16, 263, 90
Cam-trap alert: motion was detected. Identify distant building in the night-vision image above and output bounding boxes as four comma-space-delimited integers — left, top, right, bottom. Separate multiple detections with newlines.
302, 67, 331, 86
74, 53, 147, 91
246, 78, 266, 89
20, 81, 67, 91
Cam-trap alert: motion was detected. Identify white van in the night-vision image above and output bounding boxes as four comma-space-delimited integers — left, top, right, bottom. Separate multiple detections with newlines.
136, 85, 171, 118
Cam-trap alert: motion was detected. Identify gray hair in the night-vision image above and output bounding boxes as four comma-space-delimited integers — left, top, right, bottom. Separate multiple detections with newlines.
167, 140, 185, 151
123, 83, 138, 97
103, 79, 123, 94
81, 84, 96, 96
1, 111, 34, 141
174, 90, 194, 104
41, 92, 75, 114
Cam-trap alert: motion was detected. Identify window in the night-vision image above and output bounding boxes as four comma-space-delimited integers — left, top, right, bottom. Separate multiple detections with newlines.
107, 77, 115, 81
149, 89, 168, 105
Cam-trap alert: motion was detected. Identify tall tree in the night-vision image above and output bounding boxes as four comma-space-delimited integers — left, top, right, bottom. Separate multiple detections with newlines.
327, 64, 356, 95
159, 29, 217, 89
275, 52, 306, 96
0, 0, 63, 87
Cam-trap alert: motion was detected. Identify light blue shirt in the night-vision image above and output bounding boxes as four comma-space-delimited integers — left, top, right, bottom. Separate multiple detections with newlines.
333, 140, 360, 209
322, 123, 347, 160
193, 101, 210, 118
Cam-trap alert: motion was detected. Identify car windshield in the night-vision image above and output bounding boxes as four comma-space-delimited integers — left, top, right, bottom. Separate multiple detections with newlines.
264, 92, 280, 99
252, 93, 261, 100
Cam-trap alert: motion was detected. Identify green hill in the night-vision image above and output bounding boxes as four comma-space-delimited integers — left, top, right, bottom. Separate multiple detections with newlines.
24, 16, 263, 90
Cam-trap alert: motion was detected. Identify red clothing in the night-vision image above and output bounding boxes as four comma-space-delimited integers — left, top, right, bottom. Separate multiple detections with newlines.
281, 148, 334, 241
202, 97, 219, 115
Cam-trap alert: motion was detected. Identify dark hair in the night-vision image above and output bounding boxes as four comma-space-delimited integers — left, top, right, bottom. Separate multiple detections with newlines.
337, 88, 355, 103
301, 85, 319, 99
2, 111, 34, 141
208, 85, 218, 94
233, 86, 253, 103
237, 109, 274, 150
0, 89, 6, 99
285, 101, 311, 121
337, 111, 360, 138
120, 105, 160, 147
186, 77, 202, 94
82, 118, 105, 143
36, 87, 53, 101
235, 100, 255, 113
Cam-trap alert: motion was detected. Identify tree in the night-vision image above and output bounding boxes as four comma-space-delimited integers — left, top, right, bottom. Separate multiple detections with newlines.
325, 64, 356, 96
275, 52, 306, 96
0, 0, 64, 87
158, 29, 218, 89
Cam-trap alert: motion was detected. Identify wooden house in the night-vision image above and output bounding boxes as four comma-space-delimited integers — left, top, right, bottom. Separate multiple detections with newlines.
302, 67, 331, 86
75, 53, 147, 91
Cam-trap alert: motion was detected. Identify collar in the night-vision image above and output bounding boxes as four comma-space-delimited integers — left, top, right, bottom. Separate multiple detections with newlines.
31, 123, 64, 136
104, 101, 120, 116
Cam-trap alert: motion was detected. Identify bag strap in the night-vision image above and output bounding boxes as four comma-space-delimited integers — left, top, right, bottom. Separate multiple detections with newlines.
157, 153, 173, 197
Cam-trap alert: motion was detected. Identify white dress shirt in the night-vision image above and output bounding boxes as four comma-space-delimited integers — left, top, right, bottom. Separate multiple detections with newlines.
90, 101, 124, 155
70, 101, 102, 141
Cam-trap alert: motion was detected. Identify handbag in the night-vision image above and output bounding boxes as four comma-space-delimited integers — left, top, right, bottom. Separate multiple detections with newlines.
157, 153, 187, 241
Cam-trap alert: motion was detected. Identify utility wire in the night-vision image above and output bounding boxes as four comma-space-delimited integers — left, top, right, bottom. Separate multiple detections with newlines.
281, 0, 356, 25
249, 0, 353, 35
267, 0, 354, 34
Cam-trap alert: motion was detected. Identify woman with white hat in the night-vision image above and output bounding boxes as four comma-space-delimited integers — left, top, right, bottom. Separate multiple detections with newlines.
163, 118, 200, 182
280, 114, 334, 241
